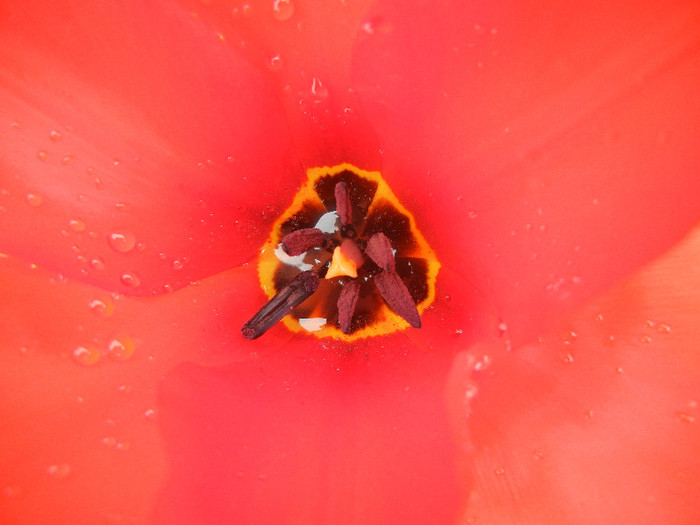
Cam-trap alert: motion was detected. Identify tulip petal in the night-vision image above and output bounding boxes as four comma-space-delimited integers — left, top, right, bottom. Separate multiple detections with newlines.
450, 226, 700, 524
0, 253, 287, 523
173, 0, 382, 168
0, 0, 301, 295
352, 0, 700, 345
155, 341, 465, 524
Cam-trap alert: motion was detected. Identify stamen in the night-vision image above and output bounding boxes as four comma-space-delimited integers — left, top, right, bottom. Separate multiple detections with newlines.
241, 270, 320, 340
334, 182, 352, 226
364, 232, 395, 272
337, 279, 360, 334
281, 228, 325, 256
374, 271, 421, 328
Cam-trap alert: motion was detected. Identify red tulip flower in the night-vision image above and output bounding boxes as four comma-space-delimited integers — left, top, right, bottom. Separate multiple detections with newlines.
1, 1, 699, 524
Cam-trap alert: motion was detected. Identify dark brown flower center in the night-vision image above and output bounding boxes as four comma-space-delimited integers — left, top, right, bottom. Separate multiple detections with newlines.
242, 163, 440, 341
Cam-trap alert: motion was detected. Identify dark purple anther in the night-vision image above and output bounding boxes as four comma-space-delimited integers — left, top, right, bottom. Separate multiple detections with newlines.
334, 182, 352, 226
374, 271, 421, 328
241, 270, 320, 340
364, 232, 395, 272
281, 228, 325, 256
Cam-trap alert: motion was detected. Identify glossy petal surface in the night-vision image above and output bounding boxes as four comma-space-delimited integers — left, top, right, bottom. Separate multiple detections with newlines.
454, 226, 700, 524
0, 255, 286, 523
0, 0, 300, 295
175, 0, 381, 168
353, 0, 700, 344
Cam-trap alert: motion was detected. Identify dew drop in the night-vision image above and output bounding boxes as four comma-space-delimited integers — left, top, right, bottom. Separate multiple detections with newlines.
72, 345, 100, 366
657, 323, 671, 334
120, 272, 140, 287
310, 77, 329, 99
494, 466, 505, 475
61, 155, 73, 165
107, 336, 135, 361
37, 150, 49, 162
676, 412, 695, 424
89, 257, 105, 271
47, 463, 71, 479
640, 335, 652, 344
116, 441, 130, 451
272, 0, 294, 21
144, 408, 157, 422
464, 383, 479, 400
26, 193, 42, 207
268, 55, 284, 71
473, 354, 491, 371
89, 297, 114, 317
561, 352, 575, 363
49, 130, 62, 142
2, 486, 22, 498
68, 218, 85, 232
108, 230, 136, 253
171, 259, 184, 271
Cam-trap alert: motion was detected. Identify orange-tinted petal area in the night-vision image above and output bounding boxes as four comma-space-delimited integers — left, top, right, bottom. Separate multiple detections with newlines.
155, 341, 464, 525
352, 0, 700, 346
0, 254, 288, 524
0, 0, 301, 296
449, 225, 700, 524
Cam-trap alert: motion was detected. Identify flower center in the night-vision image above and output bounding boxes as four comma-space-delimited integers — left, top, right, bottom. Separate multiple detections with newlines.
242, 163, 440, 341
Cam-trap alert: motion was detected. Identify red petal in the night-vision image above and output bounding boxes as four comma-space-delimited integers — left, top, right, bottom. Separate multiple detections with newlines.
451, 226, 700, 523
353, 0, 700, 345
0, 254, 288, 523
155, 341, 465, 524
174, 0, 382, 168
0, 0, 300, 295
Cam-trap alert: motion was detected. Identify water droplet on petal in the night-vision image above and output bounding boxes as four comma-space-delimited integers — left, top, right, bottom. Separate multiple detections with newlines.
37, 150, 49, 162
143, 408, 157, 422
657, 323, 671, 333
120, 272, 140, 287
68, 218, 85, 232
494, 466, 505, 475
676, 412, 695, 424
107, 336, 135, 361
171, 259, 184, 271
272, 0, 294, 21
89, 257, 105, 271
89, 297, 114, 317
108, 230, 136, 253
73, 345, 100, 366
47, 463, 71, 479
268, 55, 284, 71
49, 130, 62, 142
464, 383, 479, 400
61, 155, 73, 165
310, 77, 329, 99
26, 193, 42, 207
